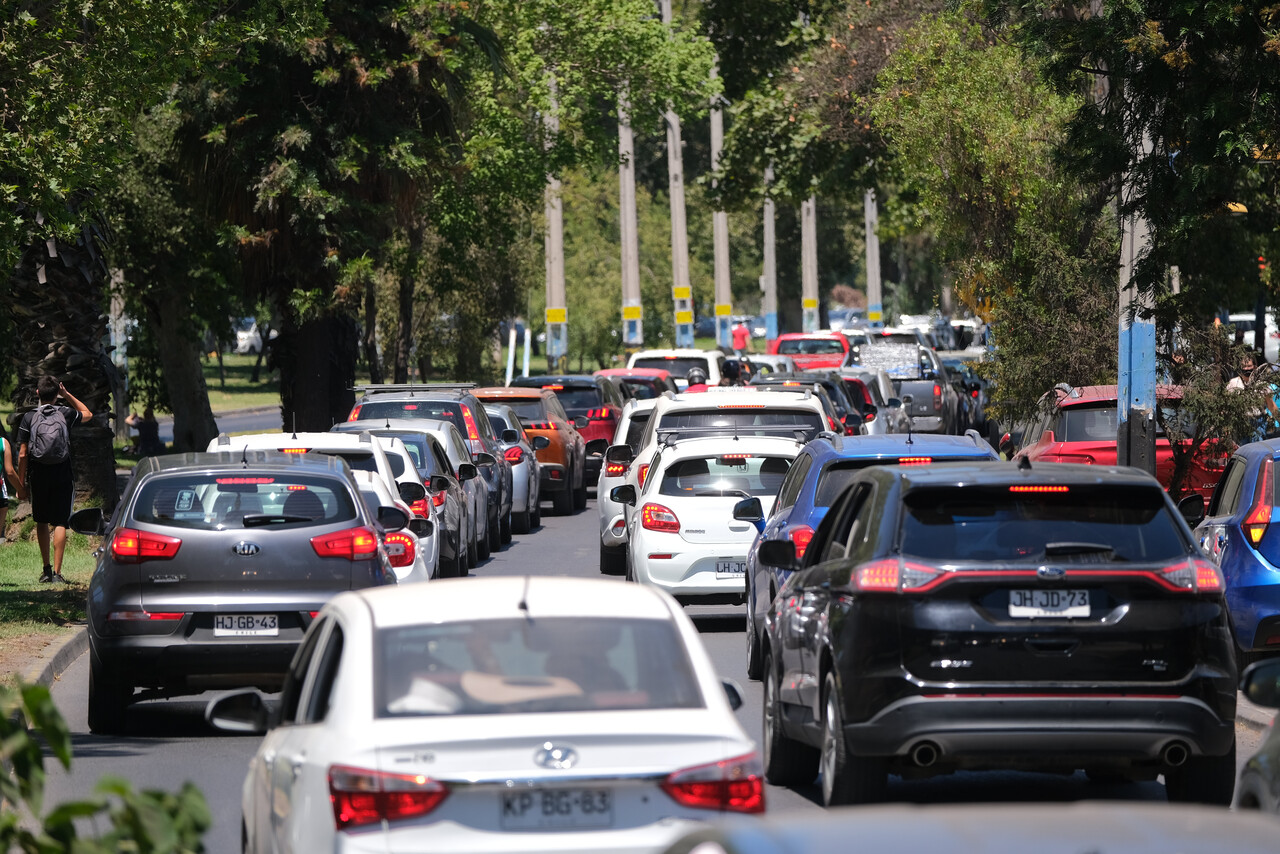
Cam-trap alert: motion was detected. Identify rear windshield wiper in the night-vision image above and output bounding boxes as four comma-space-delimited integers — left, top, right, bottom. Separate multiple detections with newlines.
1044, 542, 1116, 558
240, 514, 317, 527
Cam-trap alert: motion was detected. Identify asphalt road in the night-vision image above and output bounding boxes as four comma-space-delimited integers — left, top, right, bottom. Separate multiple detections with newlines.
43, 495, 1266, 853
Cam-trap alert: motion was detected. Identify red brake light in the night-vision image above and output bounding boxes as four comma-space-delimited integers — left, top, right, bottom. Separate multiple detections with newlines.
402, 404, 418, 410
1158, 558, 1224, 593
281, 448, 309, 454
1009, 485, 1070, 493
525, 421, 553, 430
286, 485, 308, 491
641, 502, 680, 532
504, 446, 525, 464
1245, 458, 1274, 545
971, 389, 979, 398
898, 456, 933, 465
383, 531, 417, 568
543, 384, 565, 390
347, 404, 363, 421
638, 463, 650, 486
329, 765, 448, 829
605, 461, 627, 477
661, 752, 764, 814
110, 528, 182, 563
431, 490, 447, 507
852, 557, 943, 592
791, 525, 815, 559
409, 498, 430, 518
310, 527, 379, 561
217, 477, 275, 484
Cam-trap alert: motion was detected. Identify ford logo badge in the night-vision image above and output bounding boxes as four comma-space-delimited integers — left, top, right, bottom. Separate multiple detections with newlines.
232, 542, 261, 557
533, 742, 578, 770
1037, 565, 1066, 581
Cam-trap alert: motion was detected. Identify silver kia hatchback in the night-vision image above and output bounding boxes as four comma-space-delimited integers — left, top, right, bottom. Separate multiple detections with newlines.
71, 451, 404, 734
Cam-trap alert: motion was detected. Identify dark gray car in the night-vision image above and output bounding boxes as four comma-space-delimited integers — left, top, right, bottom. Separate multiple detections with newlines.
71, 451, 403, 734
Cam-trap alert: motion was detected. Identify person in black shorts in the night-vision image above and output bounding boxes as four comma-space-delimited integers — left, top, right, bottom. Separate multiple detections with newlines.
17, 377, 93, 583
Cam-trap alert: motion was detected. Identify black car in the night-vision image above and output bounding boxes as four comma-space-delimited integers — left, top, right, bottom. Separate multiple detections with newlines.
759, 462, 1237, 806
349, 383, 512, 552
750, 371, 864, 435
70, 452, 404, 734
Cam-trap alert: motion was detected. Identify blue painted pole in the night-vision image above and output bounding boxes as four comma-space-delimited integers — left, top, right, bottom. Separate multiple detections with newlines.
1117, 147, 1157, 474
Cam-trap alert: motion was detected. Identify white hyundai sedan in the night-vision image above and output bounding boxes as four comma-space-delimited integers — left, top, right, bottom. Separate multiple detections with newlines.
208, 576, 762, 854
615, 436, 798, 606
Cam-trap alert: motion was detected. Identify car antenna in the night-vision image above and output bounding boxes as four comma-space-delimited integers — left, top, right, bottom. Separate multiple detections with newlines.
291, 413, 298, 440
518, 575, 532, 619
1018, 455, 1032, 471
905, 420, 913, 446
240, 443, 248, 469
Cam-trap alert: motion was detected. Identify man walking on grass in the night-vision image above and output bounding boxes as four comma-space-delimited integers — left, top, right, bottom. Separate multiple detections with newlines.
17, 377, 93, 583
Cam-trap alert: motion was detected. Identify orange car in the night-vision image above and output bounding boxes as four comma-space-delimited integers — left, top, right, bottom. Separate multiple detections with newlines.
473, 387, 588, 515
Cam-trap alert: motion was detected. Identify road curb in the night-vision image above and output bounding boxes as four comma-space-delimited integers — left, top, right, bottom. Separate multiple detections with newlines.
21, 628, 87, 688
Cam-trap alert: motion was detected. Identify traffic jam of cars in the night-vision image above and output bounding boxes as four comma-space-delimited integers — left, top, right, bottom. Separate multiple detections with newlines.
69, 341, 1280, 852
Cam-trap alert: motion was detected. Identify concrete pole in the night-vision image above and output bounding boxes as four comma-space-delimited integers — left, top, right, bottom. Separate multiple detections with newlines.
710, 62, 732, 349
660, 0, 694, 347
1117, 129, 1157, 474
618, 91, 643, 346
762, 163, 778, 342
864, 189, 883, 327
543, 78, 568, 371
801, 196, 819, 332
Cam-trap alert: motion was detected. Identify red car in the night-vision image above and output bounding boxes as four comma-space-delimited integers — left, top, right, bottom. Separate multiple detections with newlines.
593, 368, 680, 400
766, 333, 850, 371
1012, 384, 1228, 500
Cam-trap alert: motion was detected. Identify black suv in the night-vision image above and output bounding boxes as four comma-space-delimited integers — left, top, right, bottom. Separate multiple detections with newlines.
749, 371, 864, 435
348, 383, 513, 549
759, 462, 1237, 806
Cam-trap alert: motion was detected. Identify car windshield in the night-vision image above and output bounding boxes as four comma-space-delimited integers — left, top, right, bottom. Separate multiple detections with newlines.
900, 485, 1186, 562
659, 455, 792, 498
548, 386, 602, 412
657, 408, 824, 440
632, 357, 709, 378
356, 401, 464, 433
376, 617, 704, 717
132, 473, 357, 530
776, 338, 845, 355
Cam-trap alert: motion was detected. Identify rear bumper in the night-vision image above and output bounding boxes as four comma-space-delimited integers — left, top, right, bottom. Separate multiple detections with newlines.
91, 630, 301, 692
839, 694, 1236, 766
1226, 563, 1280, 649
540, 463, 569, 492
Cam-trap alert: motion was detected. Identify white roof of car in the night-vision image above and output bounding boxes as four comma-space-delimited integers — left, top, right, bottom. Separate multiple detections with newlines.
207, 431, 380, 452
629, 348, 724, 358
656, 434, 805, 460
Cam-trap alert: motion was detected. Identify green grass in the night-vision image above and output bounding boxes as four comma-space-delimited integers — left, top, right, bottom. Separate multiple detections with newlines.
0, 533, 94, 641
203, 352, 281, 411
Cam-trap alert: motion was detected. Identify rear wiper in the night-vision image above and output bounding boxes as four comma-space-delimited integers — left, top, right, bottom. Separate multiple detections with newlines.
241, 514, 316, 527
1044, 542, 1115, 558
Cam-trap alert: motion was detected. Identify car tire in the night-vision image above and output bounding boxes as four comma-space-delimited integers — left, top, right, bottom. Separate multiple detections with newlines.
465, 522, 477, 575
87, 654, 131, 735
1165, 741, 1236, 805
488, 506, 502, 552
745, 608, 763, 681
573, 469, 588, 511
625, 548, 636, 583
477, 515, 492, 561
820, 672, 886, 805
500, 510, 512, 543
600, 542, 626, 576
762, 650, 819, 787
552, 473, 574, 516
511, 510, 531, 535
530, 499, 542, 529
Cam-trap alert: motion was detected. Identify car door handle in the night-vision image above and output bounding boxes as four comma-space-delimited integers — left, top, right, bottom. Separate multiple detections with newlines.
729, 524, 752, 532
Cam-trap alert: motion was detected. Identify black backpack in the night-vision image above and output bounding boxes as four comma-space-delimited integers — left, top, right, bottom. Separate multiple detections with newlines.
29, 404, 70, 465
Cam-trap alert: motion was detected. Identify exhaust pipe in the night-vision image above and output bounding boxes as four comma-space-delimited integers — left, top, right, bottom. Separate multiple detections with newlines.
910, 742, 940, 768
1161, 742, 1189, 767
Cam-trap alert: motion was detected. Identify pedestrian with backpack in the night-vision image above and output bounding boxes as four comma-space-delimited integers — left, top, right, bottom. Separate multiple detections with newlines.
16, 377, 92, 582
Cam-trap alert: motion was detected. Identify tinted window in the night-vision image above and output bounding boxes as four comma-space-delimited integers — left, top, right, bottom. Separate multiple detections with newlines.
357, 401, 463, 432
657, 408, 824, 439
303, 625, 344, 724
632, 357, 709, 378
621, 378, 661, 400
816, 457, 993, 507
546, 387, 603, 412
776, 453, 813, 509
376, 618, 703, 717
1209, 457, 1248, 516
487, 414, 508, 434
505, 400, 548, 423
900, 485, 1186, 562
133, 473, 357, 530
623, 412, 652, 451
776, 338, 844, 355
319, 449, 403, 478
659, 455, 792, 498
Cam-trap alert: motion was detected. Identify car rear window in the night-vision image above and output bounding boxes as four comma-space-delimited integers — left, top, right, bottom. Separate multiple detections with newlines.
376, 617, 704, 717
776, 338, 845, 355
546, 386, 602, 412
504, 399, 548, 424
624, 412, 652, 451
632, 357, 709, 378
659, 455, 793, 498
872, 333, 921, 345
1056, 404, 1188, 441
310, 449, 404, 479
620, 377, 661, 399
356, 400, 463, 432
132, 473, 357, 530
657, 408, 824, 439
815, 458, 993, 507
900, 485, 1186, 562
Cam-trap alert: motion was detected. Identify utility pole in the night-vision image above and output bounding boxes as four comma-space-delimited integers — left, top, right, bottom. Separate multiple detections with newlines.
1116, 129, 1157, 474
660, 0, 694, 347
762, 164, 778, 342
801, 196, 819, 331
618, 90, 643, 347
710, 62, 732, 350
543, 77, 568, 371
864, 189, 883, 327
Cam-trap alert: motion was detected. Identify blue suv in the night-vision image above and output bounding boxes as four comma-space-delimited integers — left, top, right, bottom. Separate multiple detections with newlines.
739, 432, 997, 679
1192, 439, 1280, 663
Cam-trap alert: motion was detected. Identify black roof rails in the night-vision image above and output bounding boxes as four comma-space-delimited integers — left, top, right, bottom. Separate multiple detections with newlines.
656, 425, 819, 446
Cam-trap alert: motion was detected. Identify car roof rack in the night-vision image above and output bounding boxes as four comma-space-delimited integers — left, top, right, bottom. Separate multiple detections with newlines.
656, 425, 817, 447
353, 383, 476, 396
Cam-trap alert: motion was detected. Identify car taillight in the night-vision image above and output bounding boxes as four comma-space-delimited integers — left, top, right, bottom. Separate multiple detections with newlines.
431, 490, 447, 507
329, 765, 448, 829
897, 456, 933, 465
347, 404, 362, 421
525, 421, 553, 430
383, 531, 417, 568
828, 415, 839, 432
106, 610, 185, 621
605, 461, 627, 476
409, 498, 430, 518
660, 752, 765, 814
310, 527, 379, 561
504, 446, 524, 464
1245, 458, 1274, 545
852, 557, 943, 592
1158, 558, 1224, 592
971, 389, 979, 398
933, 384, 942, 411
461, 405, 484, 455
638, 463, 650, 487
586, 408, 612, 420
791, 525, 815, 560
641, 503, 680, 533
110, 528, 182, 563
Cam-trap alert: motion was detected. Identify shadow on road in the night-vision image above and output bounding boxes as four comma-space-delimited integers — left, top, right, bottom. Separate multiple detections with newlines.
689, 612, 746, 633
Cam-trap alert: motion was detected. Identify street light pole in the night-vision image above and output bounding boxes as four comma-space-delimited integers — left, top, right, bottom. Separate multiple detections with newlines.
660, 0, 694, 348
864, 189, 883, 327
710, 62, 732, 350
1117, 129, 1157, 474
801, 196, 819, 331
619, 90, 643, 347
762, 163, 778, 342
543, 76, 568, 371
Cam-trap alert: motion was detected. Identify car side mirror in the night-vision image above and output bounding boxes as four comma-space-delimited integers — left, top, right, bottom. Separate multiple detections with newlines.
759, 539, 797, 569
474, 452, 497, 467
457, 462, 478, 481
722, 679, 745, 711
610, 484, 637, 506
605, 444, 634, 464
733, 497, 764, 522
532, 436, 551, 451
377, 506, 409, 532
69, 507, 104, 536
584, 438, 609, 457
999, 432, 1016, 457
1242, 658, 1280, 707
409, 518, 434, 539
1178, 493, 1206, 527
862, 403, 878, 422
397, 481, 426, 504
573, 415, 589, 430
501, 428, 519, 445
205, 689, 271, 735
429, 474, 451, 493
886, 397, 902, 409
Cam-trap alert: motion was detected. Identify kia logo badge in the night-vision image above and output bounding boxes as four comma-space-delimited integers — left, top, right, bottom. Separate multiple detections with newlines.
533, 742, 578, 770
1037, 565, 1066, 581
232, 542, 261, 557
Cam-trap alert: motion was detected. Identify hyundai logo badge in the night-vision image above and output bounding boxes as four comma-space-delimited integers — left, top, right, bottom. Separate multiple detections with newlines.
232, 542, 261, 557
1037, 565, 1066, 581
533, 742, 578, 770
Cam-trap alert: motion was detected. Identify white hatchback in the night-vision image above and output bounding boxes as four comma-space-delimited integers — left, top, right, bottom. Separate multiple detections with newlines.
597, 397, 658, 575
208, 577, 762, 854
617, 436, 798, 606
